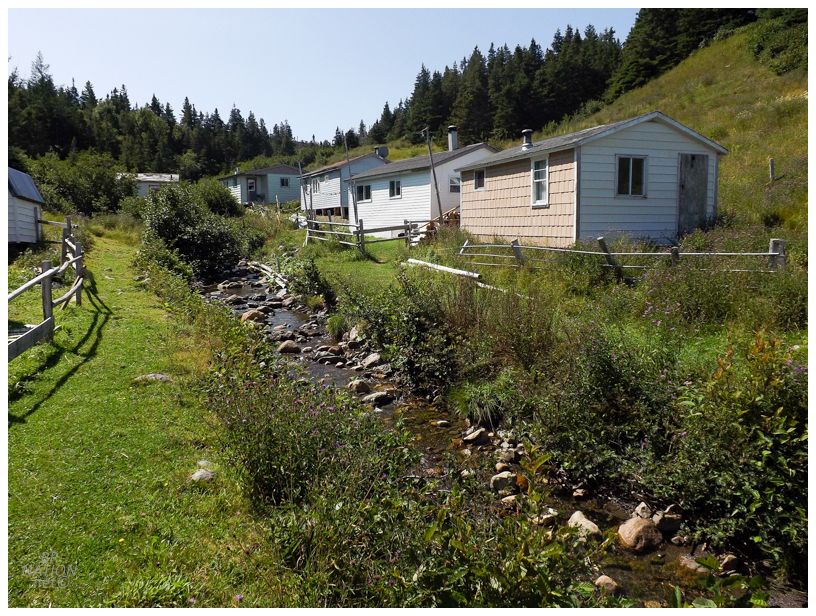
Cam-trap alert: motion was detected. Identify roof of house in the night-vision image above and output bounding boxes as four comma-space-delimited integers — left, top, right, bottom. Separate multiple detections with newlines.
301, 152, 388, 178
8, 167, 45, 204
456, 111, 728, 172
218, 164, 300, 180
117, 172, 179, 182
350, 143, 498, 181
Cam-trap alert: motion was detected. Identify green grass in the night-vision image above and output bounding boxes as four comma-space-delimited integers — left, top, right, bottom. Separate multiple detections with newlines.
8, 231, 292, 607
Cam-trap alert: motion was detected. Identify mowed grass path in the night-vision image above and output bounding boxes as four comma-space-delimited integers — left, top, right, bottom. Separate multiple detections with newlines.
8, 234, 288, 607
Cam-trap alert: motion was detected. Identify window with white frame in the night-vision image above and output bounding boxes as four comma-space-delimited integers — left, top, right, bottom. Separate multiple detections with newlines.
449, 176, 461, 193
616, 156, 646, 196
280, 177, 289, 187
356, 184, 372, 202
247, 178, 256, 192
474, 169, 485, 190
389, 180, 401, 198
311, 178, 319, 193
531, 158, 548, 207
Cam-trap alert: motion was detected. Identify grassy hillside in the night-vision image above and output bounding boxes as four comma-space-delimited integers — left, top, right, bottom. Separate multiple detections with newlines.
336, 25, 806, 231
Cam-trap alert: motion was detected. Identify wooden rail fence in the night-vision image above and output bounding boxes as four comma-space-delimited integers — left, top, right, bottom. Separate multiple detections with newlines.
458, 236, 787, 281
304, 218, 430, 252
8, 217, 85, 361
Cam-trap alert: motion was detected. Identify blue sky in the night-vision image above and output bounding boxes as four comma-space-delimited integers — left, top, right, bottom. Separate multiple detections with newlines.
8, 8, 637, 142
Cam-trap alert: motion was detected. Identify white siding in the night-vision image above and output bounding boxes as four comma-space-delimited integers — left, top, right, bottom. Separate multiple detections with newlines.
301, 155, 388, 213
432, 146, 496, 217
265, 173, 300, 203
355, 171, 432, 238
8, 193, 39, 244
578, 120, 719, 242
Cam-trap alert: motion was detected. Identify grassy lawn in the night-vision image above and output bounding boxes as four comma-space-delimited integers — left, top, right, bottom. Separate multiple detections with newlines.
7, 231, 290, 607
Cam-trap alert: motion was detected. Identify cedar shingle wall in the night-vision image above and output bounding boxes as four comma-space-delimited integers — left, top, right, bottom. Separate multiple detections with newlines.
460, 148, 575, 247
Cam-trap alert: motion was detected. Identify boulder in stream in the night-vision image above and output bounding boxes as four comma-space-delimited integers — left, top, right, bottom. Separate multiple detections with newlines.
361, 352, 382, 369
490, 471, 517, 493
594, 575, 620, 593
277, 340, 301, 354
567, 511, 602, 539
618, 517, 663, 552
240, 309, 266, 323
362, 390, 393, 405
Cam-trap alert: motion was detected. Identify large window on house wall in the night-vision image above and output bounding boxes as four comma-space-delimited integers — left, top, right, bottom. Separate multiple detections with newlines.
449, 176, 461, 193
311, 178, 319, 193
280, 177, 290, 187
247, 178, 256, 192
531, 158, 548, 207
616, 155, 646, 196
474, 169, 485, 190
389, 180, 401, 198
356, 184, 372, 202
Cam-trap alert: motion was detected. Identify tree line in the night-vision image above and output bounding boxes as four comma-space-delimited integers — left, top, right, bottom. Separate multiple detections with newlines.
9, 9, 768, 180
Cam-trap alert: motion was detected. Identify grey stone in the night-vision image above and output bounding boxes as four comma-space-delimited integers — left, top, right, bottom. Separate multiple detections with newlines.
499, 449, 520, 464
361, 352, 382, 369
490, 471, 517, 493
531, 514, 557, 527
495, 461, 511, 473
362, 391, 394, 405
652, 511, 683, 534
567, 511, 602, 538
501, 494, 519, 507
633, 502, 653, 519
191, 468, 215, 482
720, 554, 740, 573
594, 575, 620, 593
133, 373, 173, 384
618, 517, 663, 552
463, 427, 489, 445
347, 379, 371, 394
432, 419, 451, 428
572, 488, 588, 499
678, 554, 709, 575
277, 340, 301, 354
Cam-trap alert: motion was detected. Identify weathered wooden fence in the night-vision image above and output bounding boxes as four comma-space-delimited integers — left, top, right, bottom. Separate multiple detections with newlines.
304, 218, 429, 252
458, 236, 787, 281
8, 217, 85, 361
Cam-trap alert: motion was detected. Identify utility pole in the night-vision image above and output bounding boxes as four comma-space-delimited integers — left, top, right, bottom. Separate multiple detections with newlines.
344, 134, 359, 224
423, 127, 443, 221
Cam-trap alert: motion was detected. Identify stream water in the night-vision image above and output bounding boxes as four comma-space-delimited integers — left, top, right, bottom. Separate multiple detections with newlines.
201, 268, 805, 608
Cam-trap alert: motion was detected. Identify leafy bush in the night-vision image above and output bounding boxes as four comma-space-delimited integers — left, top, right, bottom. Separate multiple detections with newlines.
285, 257, 335, 306
750, 10, 807, 74
119, 195, 147, 219
451, 368, 532, 429
140, 184, 243, 279
192, 178, 243, 217
643, 333, 807, 580
326, 314, 347, 340
27, 151, 136, 215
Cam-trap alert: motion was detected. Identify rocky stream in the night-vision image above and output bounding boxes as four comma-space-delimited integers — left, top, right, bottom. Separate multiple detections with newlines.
199, 260, 805, 608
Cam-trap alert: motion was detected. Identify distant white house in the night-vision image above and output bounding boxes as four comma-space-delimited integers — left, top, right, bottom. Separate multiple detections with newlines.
8, 167, 44, 244
456, 111, 728, 247
126, 173, 180, 197
219, 164, 301, 205
300, 150, 389, 219
348, 127, 497, 237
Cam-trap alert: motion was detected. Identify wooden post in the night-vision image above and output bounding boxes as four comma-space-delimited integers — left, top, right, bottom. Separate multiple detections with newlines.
597, 236, 623, 281
769, 238, 786, 270
60, 216, 72, 263
41, 260, 53, 329
404, 219, 411, 247
768, 158, 775, 182
670, 246, 680, 266
74, 242, 84, 306
511, 239, 525, 265
357, 218, 366, 255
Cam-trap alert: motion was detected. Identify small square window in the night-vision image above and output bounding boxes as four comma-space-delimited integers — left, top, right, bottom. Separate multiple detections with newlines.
616, 156, 646, 196
389, 180, 401, 198
474, 169, 485, 190
280, 177, 289, 187
449, 176, 461, 193
356, 184, 372, 201
247, 179, 256, 192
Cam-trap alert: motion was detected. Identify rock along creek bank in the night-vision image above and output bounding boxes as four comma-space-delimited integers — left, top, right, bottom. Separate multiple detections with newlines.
199, 260, 804, 608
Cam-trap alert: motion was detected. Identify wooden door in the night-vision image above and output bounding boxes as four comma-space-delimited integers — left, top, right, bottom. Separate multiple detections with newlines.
677, 153, 708, 235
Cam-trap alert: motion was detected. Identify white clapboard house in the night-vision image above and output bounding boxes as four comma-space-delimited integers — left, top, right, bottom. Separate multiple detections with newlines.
456, 111, 728, 246
347, 127, 497, 237
8, 167, 45, 244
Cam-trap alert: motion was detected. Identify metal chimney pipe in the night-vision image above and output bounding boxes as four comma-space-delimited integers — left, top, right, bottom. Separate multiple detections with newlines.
448, 125, 459, 151
521, 129, 533, 150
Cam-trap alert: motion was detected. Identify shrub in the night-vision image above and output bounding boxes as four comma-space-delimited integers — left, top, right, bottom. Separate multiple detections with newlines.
192, 178, 243, 217
326, 314, 347, 340
119, 195, 148, 219
750, 10, 807, 74
27, 151, 136, 215
140, 184, 243, 279
451, 368, 533, 429
285, 257, 335, 306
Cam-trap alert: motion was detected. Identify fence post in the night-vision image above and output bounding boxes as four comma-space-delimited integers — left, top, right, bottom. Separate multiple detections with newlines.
404, 219, 411, 248
670, 246, 680, 266
769, 238, 786, 270
768, 157, 775, 182
511, 239, 525, 265
357, 218, 366, 255
41, 260, 54, 341
597, 236, 623, 281
74, 242, 84, 306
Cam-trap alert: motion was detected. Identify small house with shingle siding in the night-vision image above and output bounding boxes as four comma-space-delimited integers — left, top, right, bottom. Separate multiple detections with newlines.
300, 151, 389, 219
8, 167, 45, 244
456, 111, 727, 247
348, 127, 497, 236
219, 164, 300, 205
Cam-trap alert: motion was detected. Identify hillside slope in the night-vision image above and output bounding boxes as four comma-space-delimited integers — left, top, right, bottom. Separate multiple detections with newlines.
516, 25, 808, 231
